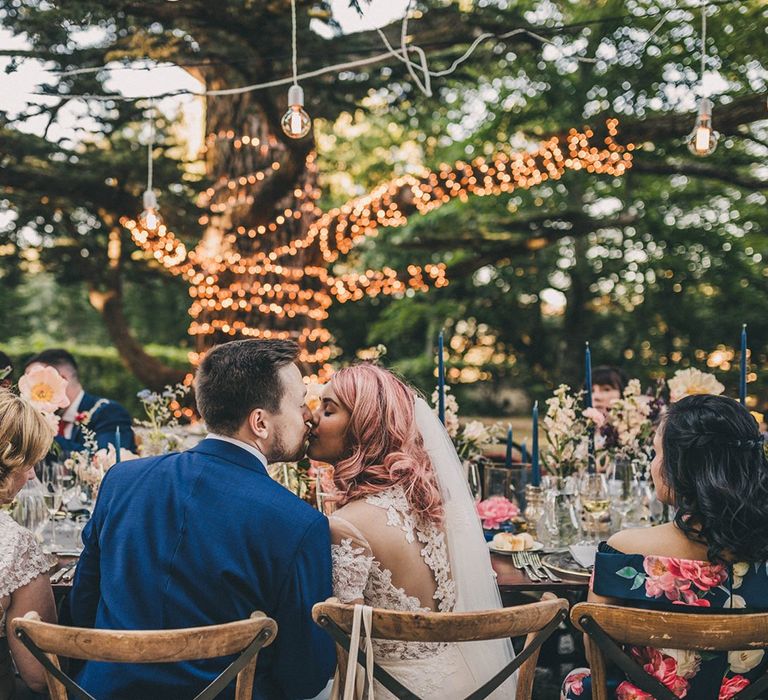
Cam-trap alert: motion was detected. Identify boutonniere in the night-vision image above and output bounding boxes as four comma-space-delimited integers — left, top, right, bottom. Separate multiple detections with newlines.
75, 398, 110, 427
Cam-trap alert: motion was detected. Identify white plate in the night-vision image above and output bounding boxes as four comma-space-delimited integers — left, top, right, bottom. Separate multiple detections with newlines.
488, 540, 544, 555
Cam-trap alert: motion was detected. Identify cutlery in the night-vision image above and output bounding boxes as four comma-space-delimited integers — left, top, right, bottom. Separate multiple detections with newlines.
511, 552, 541, 582
50, 563, 76, 584
524, 552, 563, 583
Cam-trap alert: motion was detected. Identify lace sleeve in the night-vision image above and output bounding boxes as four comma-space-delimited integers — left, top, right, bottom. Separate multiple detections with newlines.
0, 515, 56, 598
329, 515, 374, 603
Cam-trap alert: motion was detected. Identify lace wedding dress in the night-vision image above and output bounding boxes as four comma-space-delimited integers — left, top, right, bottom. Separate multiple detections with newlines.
0, 511, 55, 696
331, 484, 513, 699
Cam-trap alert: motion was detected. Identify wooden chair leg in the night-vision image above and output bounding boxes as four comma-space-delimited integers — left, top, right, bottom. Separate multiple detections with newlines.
584, 637, 609, 700
44, 652, 68, 700
234, 656, 257, 700
515, 631, 540, 700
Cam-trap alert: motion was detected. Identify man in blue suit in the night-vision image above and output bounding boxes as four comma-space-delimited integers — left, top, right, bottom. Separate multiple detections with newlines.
69, 339, 335, 699
23, 348, 136, 453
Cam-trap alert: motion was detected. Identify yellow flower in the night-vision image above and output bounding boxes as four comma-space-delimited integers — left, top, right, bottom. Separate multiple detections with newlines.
19, 366, 70, 413
667, 368, 725, 403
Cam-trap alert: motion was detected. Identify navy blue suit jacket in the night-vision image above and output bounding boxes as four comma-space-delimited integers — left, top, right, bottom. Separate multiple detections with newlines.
69, 438, 335, 699
55, 392, 136, 453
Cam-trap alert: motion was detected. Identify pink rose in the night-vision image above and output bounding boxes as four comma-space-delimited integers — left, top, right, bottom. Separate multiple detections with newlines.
476, 496, 520, 530
667, 559, 727, 593
719, 675, 751, 700
643, 557, 683, 601
616, 682, 653, 700
632, 647, 690, 698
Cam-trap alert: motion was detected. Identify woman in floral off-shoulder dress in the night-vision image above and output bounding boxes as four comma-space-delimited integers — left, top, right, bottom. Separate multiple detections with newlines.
309, 364, 516, 699
563, 394, 768, 700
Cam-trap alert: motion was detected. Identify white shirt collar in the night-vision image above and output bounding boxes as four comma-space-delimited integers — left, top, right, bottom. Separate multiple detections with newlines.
206, 433, 269, 466
61, 389, 85, 423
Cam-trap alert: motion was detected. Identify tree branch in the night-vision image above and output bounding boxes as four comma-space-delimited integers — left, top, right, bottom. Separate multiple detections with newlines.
630, 159, 767, 190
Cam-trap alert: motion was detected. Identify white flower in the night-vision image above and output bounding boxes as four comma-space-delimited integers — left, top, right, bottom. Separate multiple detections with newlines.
462, 420, 490, 445
724, 594, 747, 609
660, 648, 701, 679
728, 649, 765, 674
733, 561, 749, 589
667, 368, 725, 403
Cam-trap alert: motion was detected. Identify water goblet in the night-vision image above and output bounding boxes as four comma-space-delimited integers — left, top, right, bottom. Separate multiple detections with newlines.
578, 471, 609, 544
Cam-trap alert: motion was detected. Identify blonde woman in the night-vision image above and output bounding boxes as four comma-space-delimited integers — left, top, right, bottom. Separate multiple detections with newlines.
0, 389, 57, 697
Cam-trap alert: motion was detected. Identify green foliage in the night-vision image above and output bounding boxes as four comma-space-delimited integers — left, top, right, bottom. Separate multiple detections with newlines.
0, 342, 189, 417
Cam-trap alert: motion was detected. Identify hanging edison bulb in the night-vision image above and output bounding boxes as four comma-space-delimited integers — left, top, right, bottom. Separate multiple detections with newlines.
138, 189, 164, 232
281, 85, 311, 139
686, 98, 719, 157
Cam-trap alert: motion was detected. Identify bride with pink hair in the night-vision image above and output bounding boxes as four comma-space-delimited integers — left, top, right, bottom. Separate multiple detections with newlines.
308, 363, 515, 699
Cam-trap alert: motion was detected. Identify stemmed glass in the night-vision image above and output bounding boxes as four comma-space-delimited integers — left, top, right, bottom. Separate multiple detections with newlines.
578, 471, 609, 544
41, 462, 64, 552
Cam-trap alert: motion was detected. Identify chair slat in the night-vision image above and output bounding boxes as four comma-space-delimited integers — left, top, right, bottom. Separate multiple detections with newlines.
10, 612, 276, 663
572, 603, 768, 652
313, 597, 568, 643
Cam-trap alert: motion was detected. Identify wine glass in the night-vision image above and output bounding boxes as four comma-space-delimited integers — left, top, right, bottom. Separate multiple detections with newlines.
608, 459, 640, 531
41, 462, 64, 552
578, 471, 609, 544
466, 461, 482, 503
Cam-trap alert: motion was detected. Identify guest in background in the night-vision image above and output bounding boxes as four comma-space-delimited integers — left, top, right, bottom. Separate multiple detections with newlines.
0, 352, 12, 389
0, 389, 58, 698
23, 349, 135, 453
591, 365, 627, 414
563, 395, 768, 699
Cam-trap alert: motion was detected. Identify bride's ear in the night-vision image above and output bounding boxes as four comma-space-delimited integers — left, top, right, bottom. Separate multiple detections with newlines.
248, 408, 269, 441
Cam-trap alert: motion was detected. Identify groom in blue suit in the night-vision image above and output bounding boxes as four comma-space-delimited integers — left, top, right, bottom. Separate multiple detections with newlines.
69, 339, 335, 699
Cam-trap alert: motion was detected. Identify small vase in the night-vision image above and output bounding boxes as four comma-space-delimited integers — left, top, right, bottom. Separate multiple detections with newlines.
523, 485, 544, 540
541, 477, 579, 549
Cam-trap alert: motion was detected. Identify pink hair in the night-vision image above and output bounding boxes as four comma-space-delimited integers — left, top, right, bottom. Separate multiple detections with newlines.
331, 364, 444, 525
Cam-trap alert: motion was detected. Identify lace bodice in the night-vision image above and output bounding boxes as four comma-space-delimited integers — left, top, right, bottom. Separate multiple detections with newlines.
330, 486, 456, 661
0, 511, 55, 637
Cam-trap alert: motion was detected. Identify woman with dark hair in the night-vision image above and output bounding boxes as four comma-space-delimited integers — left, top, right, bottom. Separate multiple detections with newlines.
591, 366, 628, 413
563, 394, 768, 699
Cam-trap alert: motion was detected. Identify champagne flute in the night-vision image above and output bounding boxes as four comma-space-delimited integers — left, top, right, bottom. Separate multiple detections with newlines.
41, 462, 64, 552
579, 472, 609, 544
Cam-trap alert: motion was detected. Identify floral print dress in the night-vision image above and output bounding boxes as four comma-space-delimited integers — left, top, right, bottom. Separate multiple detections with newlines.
562, 542, 768, 700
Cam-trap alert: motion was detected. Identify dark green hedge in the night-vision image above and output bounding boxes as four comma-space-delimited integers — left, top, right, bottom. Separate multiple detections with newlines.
0, 342, 190, 419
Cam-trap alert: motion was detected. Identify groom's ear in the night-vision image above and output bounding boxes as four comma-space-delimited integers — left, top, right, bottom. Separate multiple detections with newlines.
247, 408, 270, 441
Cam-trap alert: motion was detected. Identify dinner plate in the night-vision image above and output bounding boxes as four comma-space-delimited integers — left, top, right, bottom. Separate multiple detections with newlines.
487, 541, 544, 555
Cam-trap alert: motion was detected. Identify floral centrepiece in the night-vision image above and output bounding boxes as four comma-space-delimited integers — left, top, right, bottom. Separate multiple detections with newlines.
475, 496, 520, 530
541, 384, 589, 477
135, 383, 191, 456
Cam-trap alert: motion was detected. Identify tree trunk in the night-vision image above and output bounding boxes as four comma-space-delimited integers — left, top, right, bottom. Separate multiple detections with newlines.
192, 73, 331, 376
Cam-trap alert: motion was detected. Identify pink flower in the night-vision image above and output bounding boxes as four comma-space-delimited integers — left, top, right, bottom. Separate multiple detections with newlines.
719, 675, 750, 700
562, 670, 589, 696
632, 647, 690, 698
19, 366, 70, 413
583, 407, 607, 428
476, 496, 520, 529
643, 556, 683, 601
616, 682, 653, 700
667, 559, 728, 593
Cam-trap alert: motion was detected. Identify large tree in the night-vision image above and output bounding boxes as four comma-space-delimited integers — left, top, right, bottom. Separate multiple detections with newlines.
1, 0, 766, 399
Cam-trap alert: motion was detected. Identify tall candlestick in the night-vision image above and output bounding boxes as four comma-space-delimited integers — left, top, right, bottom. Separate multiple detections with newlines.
585, 342, 595, 472
505, 427, 513, 469
740, 324, 748, 406
115, 427, 122, 463
531, 401, 540, 487
437, 330, 446, 425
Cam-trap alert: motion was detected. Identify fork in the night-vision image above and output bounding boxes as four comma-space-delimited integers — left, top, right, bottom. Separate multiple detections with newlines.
511, 552, 541, 582
524, 552, 563, 583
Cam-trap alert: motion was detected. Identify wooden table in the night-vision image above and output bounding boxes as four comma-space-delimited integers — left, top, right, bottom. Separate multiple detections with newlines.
491, 553, 589, 594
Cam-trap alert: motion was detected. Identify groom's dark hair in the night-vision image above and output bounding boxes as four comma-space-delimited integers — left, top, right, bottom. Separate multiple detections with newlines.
195, 339, 300, 435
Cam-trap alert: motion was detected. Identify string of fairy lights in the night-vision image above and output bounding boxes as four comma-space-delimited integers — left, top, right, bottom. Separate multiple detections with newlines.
63, 0, 720, 374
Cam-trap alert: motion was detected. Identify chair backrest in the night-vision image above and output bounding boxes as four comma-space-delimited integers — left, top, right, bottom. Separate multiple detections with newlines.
313, 594, 568, 700
571, 602, 768, 700
10, 611, 277, 700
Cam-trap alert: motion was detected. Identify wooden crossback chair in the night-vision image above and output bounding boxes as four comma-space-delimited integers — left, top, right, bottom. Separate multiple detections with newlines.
313, 593, 568, 700
10, 611, 277, 700
571, 602, 768, 700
